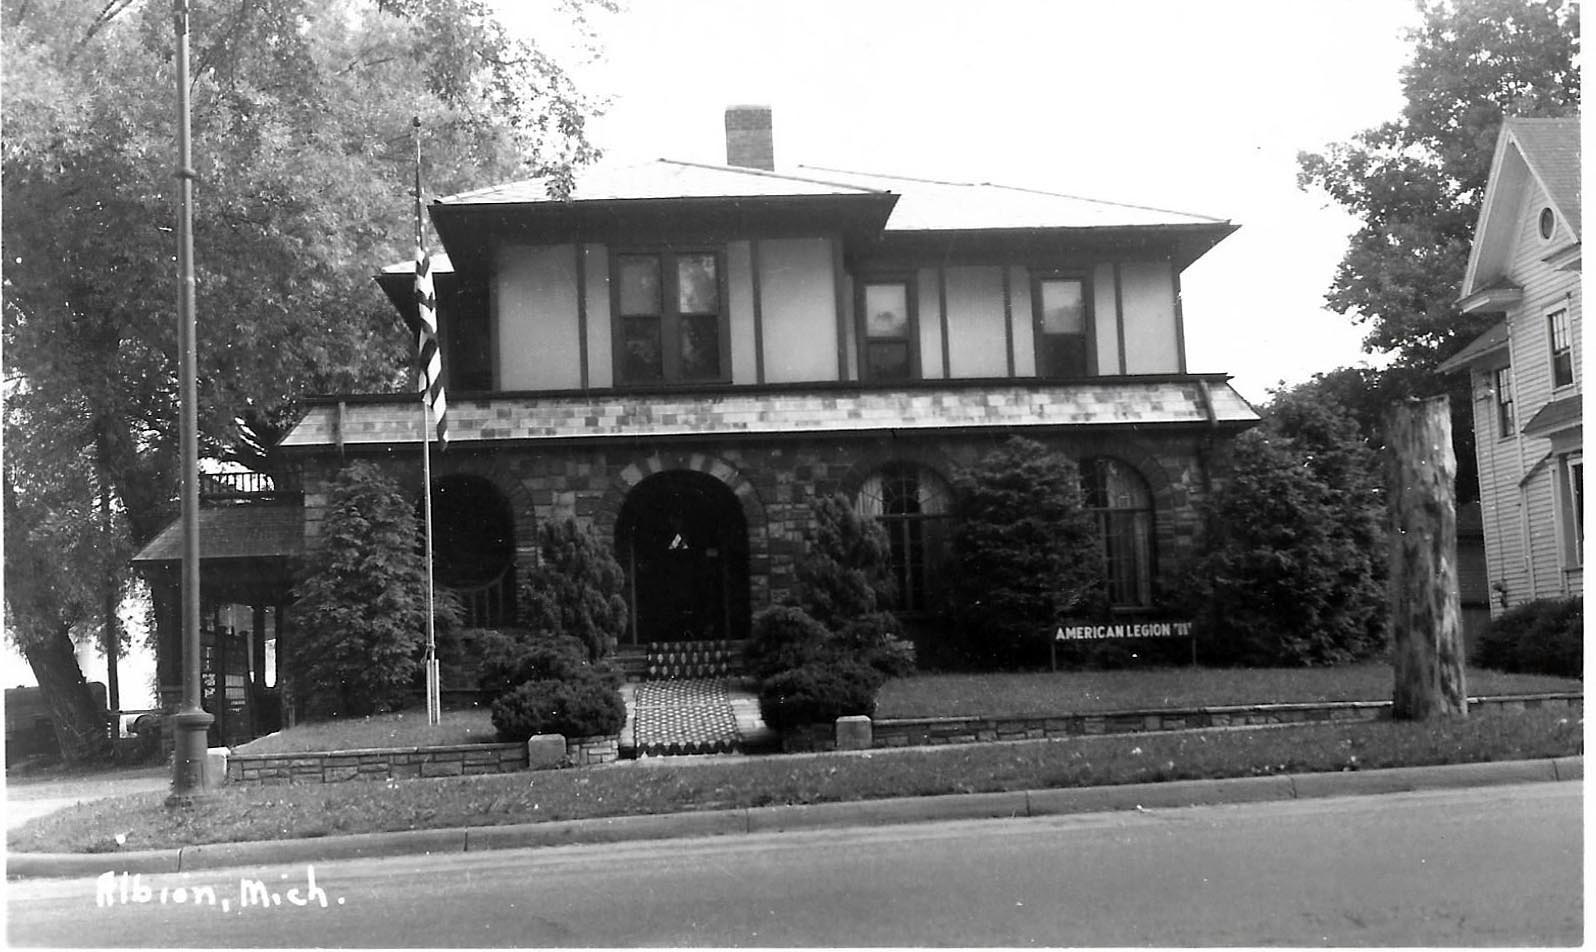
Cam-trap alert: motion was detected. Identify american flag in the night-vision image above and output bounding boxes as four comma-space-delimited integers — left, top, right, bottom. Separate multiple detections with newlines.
415, 247, 447, 445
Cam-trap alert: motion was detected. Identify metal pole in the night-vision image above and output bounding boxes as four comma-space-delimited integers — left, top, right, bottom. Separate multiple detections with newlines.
168, 0, 213, 805
415, 119, 440, 726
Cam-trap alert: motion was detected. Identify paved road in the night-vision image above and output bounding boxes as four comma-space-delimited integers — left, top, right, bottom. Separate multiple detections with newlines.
7, 781, 1581, 947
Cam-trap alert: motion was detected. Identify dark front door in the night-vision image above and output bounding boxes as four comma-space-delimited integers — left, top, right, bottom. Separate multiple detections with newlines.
620, 471, 749, 644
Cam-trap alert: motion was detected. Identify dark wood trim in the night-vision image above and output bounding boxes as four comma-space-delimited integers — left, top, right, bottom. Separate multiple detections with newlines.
938, 266, 950, 378
1002, 266, 1015, 377
1114, 262, 1128, 376
1171, 261, 1187, 374
832, 235, 849, 380
576, 243, 589, 390
750, 239, 766, 385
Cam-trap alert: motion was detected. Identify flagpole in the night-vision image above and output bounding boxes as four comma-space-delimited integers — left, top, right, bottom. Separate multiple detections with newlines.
414, 117, 440, 726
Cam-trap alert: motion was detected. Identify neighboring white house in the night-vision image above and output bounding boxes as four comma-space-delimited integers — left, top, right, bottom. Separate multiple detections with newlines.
1440, 117, 1581, 612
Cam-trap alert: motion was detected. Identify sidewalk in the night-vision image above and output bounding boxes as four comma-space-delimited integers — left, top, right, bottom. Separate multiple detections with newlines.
6, 756, 1581, 880
5, 765, 169, 832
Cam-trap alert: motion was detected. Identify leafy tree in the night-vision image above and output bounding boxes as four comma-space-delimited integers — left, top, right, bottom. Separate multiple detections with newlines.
1186, 395, 1388, 666
948, 438, 1102, 668
2, 0, 601, 717
1297, 1, 1577, 503
288, 462, 456, 718
518, 519, 628, 661
1298, 0, 1578, 366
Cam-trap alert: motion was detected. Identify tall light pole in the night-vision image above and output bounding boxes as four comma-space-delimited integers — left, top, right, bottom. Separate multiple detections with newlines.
167, 0, 213, 805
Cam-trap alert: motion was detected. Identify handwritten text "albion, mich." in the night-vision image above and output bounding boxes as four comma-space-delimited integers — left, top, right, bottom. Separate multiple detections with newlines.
96, 866, 344, 913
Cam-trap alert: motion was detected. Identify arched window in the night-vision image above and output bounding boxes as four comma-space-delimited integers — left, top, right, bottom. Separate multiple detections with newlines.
1080, 458, 1154, 608
855, 463, 952, 612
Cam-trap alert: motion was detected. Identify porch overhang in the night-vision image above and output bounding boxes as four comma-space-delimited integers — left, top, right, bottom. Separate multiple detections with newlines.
132, 504, 304, 565
279, 377, 1260, 452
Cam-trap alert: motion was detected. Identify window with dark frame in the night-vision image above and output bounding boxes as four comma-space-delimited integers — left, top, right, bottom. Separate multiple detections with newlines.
1494, 366, 1514, 437
1548, 308, 1574, 389
1033, 275, 1091, 378
855, 463, 952, 613
1561, 453, 1583, 568
615, 250, 726, 385
1080, 458, 1154, 608
858, 278, 916, 382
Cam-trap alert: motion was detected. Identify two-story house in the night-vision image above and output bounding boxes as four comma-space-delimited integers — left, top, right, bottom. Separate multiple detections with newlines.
1439, 117, 1582, 613
136, 106, 1259, 739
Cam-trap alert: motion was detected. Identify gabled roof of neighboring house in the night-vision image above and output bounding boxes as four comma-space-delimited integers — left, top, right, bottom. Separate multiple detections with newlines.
1437, 319, 1510, 374
131, 505, 303, 563
1460, 117, 1582, 301
1521, 393, 1583, 438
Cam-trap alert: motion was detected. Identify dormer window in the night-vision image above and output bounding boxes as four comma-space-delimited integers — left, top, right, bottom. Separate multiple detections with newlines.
614, 250, 728, 385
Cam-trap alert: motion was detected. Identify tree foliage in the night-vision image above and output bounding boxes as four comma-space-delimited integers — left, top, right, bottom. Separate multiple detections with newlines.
1297, 0, 1579, 367
517, 518, 628, 661
1186, 395, 1388, 666
2, 0, 601, 717
948, 438, 1102, 668
791, 494, 896, 629
287, 462, 453, 718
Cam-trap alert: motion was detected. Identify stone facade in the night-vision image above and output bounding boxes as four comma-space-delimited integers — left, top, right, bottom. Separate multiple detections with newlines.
226, 742, 527, 785
301, 424, 1230, 638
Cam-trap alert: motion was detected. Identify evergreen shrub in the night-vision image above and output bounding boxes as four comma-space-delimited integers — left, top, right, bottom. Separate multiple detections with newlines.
476, 630, 614, 699
757, 660, 885, 731
490, 672, 627, 743
948, 437, 1103, 668
518, 518, 628, 661
745, 605, 833, 681
1474, 598, 1582, 678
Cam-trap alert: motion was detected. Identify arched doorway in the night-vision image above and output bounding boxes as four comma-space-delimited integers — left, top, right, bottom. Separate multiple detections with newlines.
617, 470, 750, 644
427, 474, 517, 628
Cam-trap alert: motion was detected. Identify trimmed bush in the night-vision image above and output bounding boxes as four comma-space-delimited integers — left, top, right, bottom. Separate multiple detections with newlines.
757, 660, 885, 731
834, 612, 917, 678
793, 494, 896, 627
476, 631, 614, 699
745, 605, 833, 681
1474, 598, 1582, 678
489, 672, 626, 743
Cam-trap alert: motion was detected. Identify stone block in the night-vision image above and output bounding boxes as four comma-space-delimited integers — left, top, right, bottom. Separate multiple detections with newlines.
420, 760, 463, 778
527, 734, 567, 770
835, 715, 872, 751
324, 766, 359, 783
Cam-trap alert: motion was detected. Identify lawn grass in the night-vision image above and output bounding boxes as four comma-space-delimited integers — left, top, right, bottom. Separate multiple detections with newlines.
233, 707, 498, 755
8, 705, 1579, 854
876, 663, 1582, 719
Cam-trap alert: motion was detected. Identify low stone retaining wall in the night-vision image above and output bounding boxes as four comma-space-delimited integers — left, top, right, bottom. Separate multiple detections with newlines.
567, 734, 620, 766
227, 743, 528, 785
792, 692, 1583, 753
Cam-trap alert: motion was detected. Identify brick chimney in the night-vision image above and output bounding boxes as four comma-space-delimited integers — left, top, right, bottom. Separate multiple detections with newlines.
724, 105, 774, 171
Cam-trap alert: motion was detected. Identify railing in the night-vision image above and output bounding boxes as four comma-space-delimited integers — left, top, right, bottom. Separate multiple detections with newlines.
448, 568, 513, 629
200, 470, 302, 504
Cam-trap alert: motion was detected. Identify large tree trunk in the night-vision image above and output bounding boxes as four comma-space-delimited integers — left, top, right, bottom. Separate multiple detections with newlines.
1385, 396, 1467, 719
21, 627, 112, 764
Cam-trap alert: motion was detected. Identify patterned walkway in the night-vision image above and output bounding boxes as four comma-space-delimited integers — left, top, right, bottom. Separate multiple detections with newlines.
624, 678, 774, 757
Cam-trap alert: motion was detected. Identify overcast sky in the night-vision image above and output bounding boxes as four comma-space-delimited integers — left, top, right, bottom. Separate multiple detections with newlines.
509, 0, 1423, 404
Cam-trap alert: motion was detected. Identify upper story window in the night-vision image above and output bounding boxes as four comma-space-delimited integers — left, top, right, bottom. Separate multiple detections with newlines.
858, 278, 918, 382
856, 463, 952, 612
1080, 458, 1154, 608
1547, 308, 1574, 389
1560, 451, 1583, 569
1539, 207, 1557, 241
1032, 274, 1092, 378
615, 250, 727, 385
1494, 366, 1514, 437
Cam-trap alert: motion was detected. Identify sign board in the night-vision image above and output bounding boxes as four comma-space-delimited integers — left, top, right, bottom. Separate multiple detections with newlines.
1055, 621, 1193, 641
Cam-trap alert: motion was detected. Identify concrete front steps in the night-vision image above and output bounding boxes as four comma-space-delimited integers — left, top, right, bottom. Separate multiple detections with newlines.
616, 640, 773, 759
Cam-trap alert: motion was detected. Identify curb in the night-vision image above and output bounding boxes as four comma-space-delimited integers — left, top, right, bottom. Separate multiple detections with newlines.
7, 756, 1580, 880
